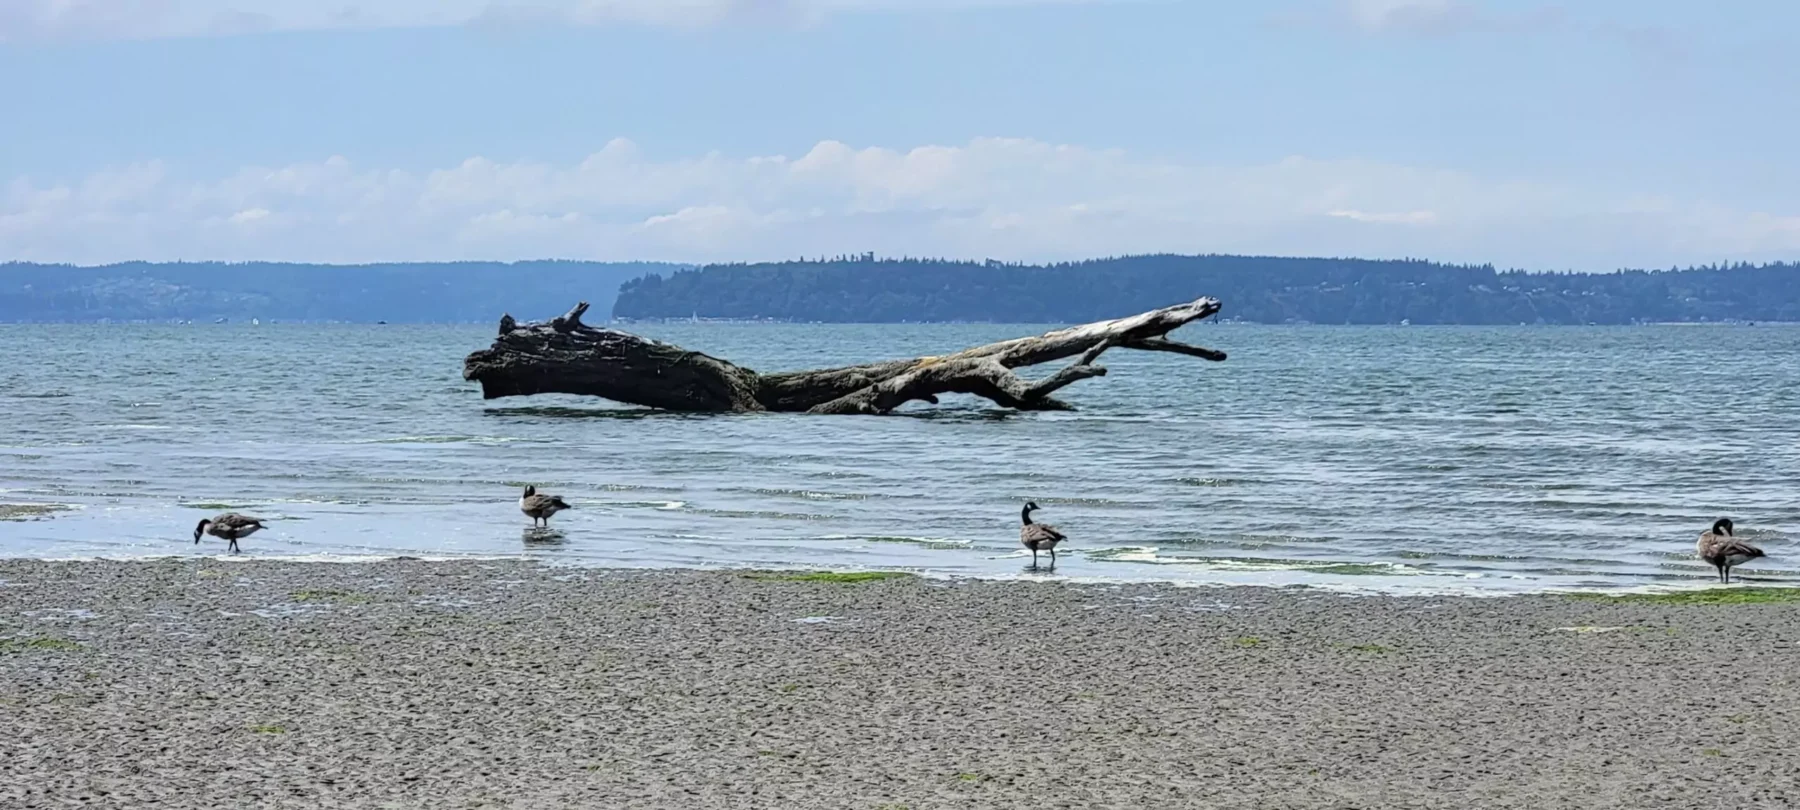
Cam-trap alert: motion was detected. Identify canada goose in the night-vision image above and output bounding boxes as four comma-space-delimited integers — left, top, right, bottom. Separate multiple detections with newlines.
1697, 518, 1763, 584
1020, 501, 1067, 568
193, 513, 265, 554
520, 485, 572, 528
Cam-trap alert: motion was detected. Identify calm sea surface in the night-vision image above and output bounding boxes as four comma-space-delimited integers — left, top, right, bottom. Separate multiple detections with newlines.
2, 322, 1795, 594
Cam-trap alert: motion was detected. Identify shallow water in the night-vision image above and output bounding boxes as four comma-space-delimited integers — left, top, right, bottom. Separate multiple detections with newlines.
1, 321, 1795, 593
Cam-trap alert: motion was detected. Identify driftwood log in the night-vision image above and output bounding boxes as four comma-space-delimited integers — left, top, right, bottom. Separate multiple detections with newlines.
462, 298, 1226, 415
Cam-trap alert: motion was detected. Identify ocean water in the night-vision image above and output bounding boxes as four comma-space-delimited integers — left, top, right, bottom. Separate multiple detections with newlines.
1, 321, 1795, 594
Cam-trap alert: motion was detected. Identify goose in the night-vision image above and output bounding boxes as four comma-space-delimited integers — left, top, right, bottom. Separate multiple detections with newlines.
1020, 501, 1067, 568
520, 485, 572, 528
1697, 518, 1763, 584
193, 513, 265, 554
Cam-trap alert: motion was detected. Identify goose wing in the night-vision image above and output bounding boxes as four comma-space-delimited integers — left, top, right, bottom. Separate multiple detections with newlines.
214, 513, 264, 529
522, 494, 564, 512
1711, 538, 1765, 563
1699, 531, 1763, 559
1021, 522, 1066, 548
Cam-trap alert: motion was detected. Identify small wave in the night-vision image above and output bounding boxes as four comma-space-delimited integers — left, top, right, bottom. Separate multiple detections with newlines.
598, 483, 686, 493
1028, 496, 1144, 508
690, 508, 836, 521
10, 391, 72, 399
608, 500, 686, 510
1394, 549, 1538, 562
1174, 477, 1243, 487
100, 424, 174, 431
736, 488, 881, 501
1083, 547, 1422, 576
350, 435, 541, 445
817, 534, 972, 549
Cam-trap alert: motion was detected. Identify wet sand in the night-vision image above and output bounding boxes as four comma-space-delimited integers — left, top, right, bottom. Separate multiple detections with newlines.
3, 559, 1798, 809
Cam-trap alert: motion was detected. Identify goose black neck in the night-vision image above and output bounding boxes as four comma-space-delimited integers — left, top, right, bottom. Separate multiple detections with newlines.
1021, 505, 1035, 526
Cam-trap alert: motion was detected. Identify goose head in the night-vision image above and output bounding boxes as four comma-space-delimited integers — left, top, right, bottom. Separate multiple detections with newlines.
194, 519, 211, 543
1713, 518, 1735, 536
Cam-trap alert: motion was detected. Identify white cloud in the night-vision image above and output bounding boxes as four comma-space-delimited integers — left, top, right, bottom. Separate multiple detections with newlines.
1328, 209, 1437, 225
4, 137, 1798, 269
0, 0, 1098, 42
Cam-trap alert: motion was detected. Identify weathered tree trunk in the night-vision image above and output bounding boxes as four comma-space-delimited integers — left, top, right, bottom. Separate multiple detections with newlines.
462, 298, 1226, 415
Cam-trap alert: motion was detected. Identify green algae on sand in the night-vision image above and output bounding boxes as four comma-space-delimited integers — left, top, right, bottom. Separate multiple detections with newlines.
1, 636, 80, 654
0, 503, 73, 521
1570, 587, 1800, 605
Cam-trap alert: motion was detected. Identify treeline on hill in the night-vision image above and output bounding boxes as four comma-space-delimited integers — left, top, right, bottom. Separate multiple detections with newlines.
0, 261, 677, 323
612, 255, 1800, 324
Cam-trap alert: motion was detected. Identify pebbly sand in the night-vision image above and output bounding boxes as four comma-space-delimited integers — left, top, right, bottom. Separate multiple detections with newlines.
3, 559, 1799, 809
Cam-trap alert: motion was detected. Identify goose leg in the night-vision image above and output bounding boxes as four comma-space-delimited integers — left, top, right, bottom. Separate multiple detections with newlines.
229, 538, 239, 554
1049, 547, 1057, 568
1030, 548, 1038, 568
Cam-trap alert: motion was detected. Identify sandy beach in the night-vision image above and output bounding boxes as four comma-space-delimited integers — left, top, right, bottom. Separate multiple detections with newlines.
3, 559, 1799, 809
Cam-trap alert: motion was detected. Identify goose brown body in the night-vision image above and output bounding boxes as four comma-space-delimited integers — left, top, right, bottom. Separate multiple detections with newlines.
194, 513, 265, 554
1020, 501, 1067, 568
520, 485, 572, 528
1697, 518, 1763, 584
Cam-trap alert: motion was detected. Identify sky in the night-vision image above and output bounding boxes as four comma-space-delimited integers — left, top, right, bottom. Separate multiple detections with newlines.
2, 0, 1797, 270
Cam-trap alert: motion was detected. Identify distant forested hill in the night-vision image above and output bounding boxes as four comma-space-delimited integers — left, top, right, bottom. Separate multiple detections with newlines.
0, 261, 678, 323
612, 255, 1800, 324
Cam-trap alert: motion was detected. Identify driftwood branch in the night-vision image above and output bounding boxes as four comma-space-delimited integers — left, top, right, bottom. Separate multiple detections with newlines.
463, 297, 1225, 415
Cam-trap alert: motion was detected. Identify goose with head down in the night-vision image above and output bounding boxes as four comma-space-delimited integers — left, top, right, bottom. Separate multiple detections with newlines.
194, 513, 265, 554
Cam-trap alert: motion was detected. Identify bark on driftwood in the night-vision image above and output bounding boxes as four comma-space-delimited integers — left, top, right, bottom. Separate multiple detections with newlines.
462, 297, 1226, 415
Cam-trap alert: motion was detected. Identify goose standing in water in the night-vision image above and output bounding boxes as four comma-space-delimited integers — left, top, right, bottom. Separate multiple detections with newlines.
1020, 501, 1067, 568
520, 485, 572, 528
194, 513, 265, 554
1697, 518, 1763, 584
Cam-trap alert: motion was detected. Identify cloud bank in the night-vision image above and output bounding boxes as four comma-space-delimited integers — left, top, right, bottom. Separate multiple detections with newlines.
5, 137, 1795, 269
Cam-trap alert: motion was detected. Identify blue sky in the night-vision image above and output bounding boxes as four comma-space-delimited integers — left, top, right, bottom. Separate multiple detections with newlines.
3, 0, 1796, 269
